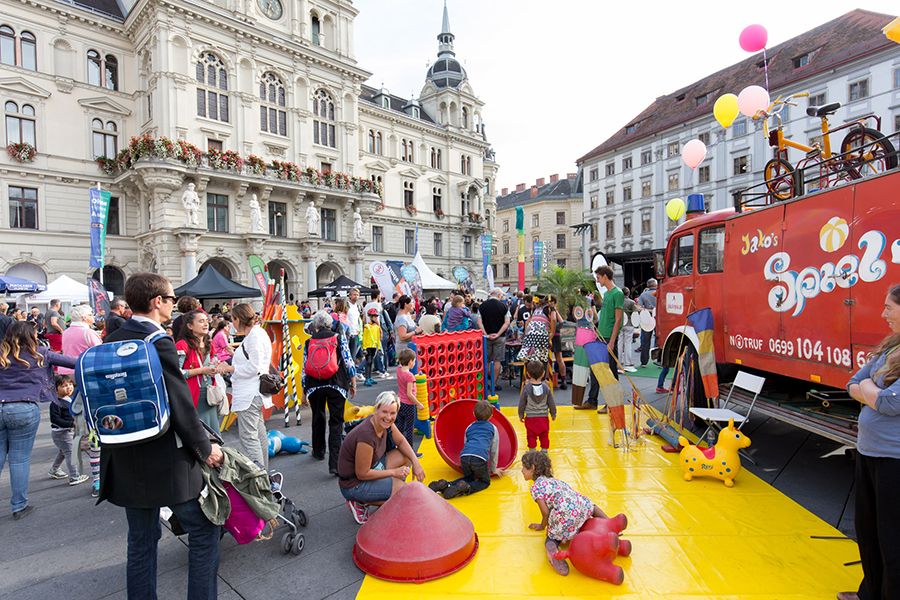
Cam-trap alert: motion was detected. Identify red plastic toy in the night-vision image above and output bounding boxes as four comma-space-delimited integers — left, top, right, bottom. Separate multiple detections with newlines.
579, 514, 632, 557
414, 330, 485, 415
554, 531, 624, 585
432, 399, 518, 474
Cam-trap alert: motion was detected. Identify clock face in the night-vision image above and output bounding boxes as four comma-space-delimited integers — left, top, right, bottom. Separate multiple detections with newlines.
257, 0, 283, 20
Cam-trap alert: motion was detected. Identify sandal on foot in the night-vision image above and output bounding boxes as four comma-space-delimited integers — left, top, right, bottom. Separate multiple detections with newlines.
545, 539, 569, 575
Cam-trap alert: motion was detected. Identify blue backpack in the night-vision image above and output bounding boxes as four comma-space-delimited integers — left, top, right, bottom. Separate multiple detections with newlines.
74, 331, 170, 446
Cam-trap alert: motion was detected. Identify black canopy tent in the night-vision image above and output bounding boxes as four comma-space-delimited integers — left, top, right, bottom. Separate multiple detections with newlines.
307, 275, 373, 298
174, 265, 262, 299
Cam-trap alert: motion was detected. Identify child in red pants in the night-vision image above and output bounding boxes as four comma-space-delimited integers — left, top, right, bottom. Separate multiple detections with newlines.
518, 360, 557, 451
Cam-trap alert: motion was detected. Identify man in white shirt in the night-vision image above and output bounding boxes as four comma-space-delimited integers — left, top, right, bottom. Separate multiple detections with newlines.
347, 288, 363, 381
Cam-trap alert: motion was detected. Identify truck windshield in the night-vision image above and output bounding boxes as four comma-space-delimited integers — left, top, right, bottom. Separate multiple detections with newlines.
698, 226, 725, 273
668, 234, 694, 277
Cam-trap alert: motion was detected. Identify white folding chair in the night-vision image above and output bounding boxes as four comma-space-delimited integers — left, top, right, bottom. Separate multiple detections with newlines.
689, 371, 765, 463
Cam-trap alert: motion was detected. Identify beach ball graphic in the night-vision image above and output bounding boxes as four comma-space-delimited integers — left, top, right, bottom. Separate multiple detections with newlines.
819, 217, 849, 252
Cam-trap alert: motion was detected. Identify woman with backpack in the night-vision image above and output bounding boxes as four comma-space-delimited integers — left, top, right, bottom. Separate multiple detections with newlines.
215, 304, 272, 470
0, 321, 77, 520
300, 310, 356, 475
176, 310, 221, 432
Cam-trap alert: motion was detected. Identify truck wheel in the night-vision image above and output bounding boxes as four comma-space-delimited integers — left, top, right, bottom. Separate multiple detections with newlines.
840, 127, 898, 178
764, 158, 794, 201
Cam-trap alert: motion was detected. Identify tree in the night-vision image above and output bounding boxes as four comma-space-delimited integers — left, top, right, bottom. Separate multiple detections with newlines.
534, 265, 595, 319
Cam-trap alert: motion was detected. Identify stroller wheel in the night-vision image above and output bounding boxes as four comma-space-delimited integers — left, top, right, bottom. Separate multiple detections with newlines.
281, 532, 294, 554
291, 533, 305, 555
293, 508, 308, 528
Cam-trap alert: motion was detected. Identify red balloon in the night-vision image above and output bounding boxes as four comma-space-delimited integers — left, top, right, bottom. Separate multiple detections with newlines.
739, 24, 768, 53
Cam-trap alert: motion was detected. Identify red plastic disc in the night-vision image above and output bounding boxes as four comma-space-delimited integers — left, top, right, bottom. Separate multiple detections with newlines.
433, 399, 519, 474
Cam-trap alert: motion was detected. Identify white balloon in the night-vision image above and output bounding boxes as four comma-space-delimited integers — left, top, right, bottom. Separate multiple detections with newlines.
640, 311, 656, 332
631, 311, 641, 328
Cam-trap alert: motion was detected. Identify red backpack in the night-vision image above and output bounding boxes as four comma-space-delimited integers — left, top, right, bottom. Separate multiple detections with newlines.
304, 333, 340, 379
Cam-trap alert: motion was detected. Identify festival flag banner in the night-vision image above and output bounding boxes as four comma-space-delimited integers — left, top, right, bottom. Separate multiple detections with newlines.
481, 234, 492, 278
248, 255, 268, 295
89, 188, 111, 269
533, 240, 543, 274
370, 261, 398, 299
687, 307, 719, 399
401, 264, 422, 300
87, 277, 110, 321
584, 340, 626, 428
453, 266, 473, 293
386, 260, 412, 296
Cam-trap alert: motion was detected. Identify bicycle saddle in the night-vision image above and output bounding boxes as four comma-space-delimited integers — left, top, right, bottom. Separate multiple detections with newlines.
806, 102, 841, 118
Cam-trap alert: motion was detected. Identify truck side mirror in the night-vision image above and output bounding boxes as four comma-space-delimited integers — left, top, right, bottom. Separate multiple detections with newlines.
654, 250, 666, 280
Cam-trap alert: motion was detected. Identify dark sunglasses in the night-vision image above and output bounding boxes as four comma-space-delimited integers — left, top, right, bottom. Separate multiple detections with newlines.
159, 295, 178, 304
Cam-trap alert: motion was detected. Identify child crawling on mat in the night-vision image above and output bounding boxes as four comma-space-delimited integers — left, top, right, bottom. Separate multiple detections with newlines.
521, 450, 618, 576
428, 400, 504, 499
518, 360, 557, 452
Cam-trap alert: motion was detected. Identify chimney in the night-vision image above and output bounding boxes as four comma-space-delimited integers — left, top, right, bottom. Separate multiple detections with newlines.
567, 173, 577, 179
535, 177, 545, 187
530, 185, 538, 198
549, 174, 559, 183
515, 183, 526, 192
501, 187, 508, 196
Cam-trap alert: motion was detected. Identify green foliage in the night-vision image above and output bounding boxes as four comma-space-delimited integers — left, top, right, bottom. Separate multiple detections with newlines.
534, 265, 595, 319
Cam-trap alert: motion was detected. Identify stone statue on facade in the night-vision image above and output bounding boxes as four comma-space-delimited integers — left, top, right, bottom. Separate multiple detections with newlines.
249, 193, 264, 233
306, 200, 320, 237
181, 183, 200, 227
352, 208, 364, 241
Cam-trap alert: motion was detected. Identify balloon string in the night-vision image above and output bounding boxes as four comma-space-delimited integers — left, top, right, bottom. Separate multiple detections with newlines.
763, 47, 770, 93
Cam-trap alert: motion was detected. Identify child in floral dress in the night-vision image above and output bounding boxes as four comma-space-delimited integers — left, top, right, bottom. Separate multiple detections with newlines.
521, 450, 613, 575
517, 295, 552, 365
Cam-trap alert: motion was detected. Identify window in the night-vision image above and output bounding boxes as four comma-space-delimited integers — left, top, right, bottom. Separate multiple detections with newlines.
590, 223, 598, 241
403, 181, 414, 210
556, 233, 566, 249
667, 141, 679, 157
734, 155, 750, 175
589, 168, 598, 181
376, 132, 382, 155
462, 107, 468, 129
92, 119, 117, 158
622, 157, 632, 171
556, 211, 565, 225
0, 26, 35, 70
207, 139, 223, 152
895, 68, 900, 89
320, 162, 331, 173
259, 72, 287, 136
503, 219, 509, 232
313, 89, 336, 148
809, 93, 826, 107
503, 240, 509, 254
557, 259, 567, 268
895, 115, 900, 133
668, 172, 679, 190
625, 124, 635, 135
372, 225, 383, 252
605, 220, 614, 240
849, 79, 869, 101
106, 196, 120, 235
401, 139, 414, 162
605, 163, 614, 176
698, 226, 725, 273
412, 107, 420, 119
641, 211, 651, 235
696, 94, 709, 107
5, 101, 35, 147
311, 15, 320, 44
430, 147, 442, 168
9, 186, 37, 229
698, 165, 710, 183
641, 150, 652, 165
269, 201, 286, 237
381, 97, 389, 109
503, 263, 510, 278
698, 131, 710, 146
87, 50, 117, 90
623, 186, 632, 201
623, 215, 632, 237
460, 154, 470, 175
606, 190, 614, 206
590, 194, 598, 209
368, 130, 375, 153
320, 207, 336, 240
432, 187, 442, 213
196, 53, 228, 122
404, 229, 415, 255
463, 235, 472, 258
434, 233, 443, 256
641, 181, 651, 197
531, 214, 539, 227
733, 119, 747, 136
668, 234, 694, 277
206, 193, 228, 232
793, 54, 809, 69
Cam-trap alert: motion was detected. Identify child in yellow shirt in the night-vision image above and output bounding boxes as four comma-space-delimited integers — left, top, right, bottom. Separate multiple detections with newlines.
362, 309, 382, 386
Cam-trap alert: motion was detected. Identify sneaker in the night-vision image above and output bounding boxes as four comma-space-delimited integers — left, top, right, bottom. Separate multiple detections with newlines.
69, 474, 90, 486
545, 539, 570, 576
558, 382, 567, 390
494, 384, 503, 392
12, 505, 36, 521
91, 482, 100, 498
428, 479, 450, 493
597, 406, 609, 414
617, 368, 625, 374
364, 379, 374, 387
356, 374, 366, 382
378, 371, 391, 379
624, 366, 637, 372
656, 386, 669, 393
442, 480, 469, 500
49, 469, 68, 479
370, 378, 378, 385
347, 500, 369, 524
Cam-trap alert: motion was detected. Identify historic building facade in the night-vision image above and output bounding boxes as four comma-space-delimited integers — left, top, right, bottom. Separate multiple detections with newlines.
0, 0, 496, 299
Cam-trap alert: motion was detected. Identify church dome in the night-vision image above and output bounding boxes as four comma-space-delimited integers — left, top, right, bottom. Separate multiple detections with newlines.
426, 57, 466, 88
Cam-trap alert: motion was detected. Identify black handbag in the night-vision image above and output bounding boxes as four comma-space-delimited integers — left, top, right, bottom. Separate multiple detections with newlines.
242, 344, 285, 395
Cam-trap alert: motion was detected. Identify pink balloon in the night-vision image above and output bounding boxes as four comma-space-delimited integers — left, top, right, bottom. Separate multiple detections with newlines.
681, 139, 707, 170
737, 85, 770, 119
739, 24, 768, 53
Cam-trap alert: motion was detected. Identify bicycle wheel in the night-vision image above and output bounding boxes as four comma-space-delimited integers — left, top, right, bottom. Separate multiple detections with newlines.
840, 127, 898, 177
764, 158, 794, 201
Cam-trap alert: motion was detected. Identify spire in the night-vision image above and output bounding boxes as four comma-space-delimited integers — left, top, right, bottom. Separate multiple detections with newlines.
441, 0, 451, 36
437, 0, 455, 58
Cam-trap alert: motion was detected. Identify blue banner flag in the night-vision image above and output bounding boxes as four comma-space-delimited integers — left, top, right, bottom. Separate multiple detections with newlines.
481, 235, 492, 278
533, 240, 543, 274
89, 188, 111, 269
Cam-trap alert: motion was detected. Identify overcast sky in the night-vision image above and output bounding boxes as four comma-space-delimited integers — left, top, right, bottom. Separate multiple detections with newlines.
353, 1, 898, 192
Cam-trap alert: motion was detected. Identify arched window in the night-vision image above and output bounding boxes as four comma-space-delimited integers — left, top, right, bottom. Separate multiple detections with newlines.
462, 107, 468, 129
196, 52, 229, 122
375, 132, 382, 155
92, 119, 117, 158
21, 32, 35, 70
368, 129, 375, 153
259, 72, 286, 136
0, 26, 35, 70
403, 181, 414, 210
432, 187, 442, 213
87, 50, 102, 86
311, 15, 320, 45
0, 26, 14, 66
87, 50, 118, 89
5, 101, 36, 147
430, 148, 436, 168
92, 266, 125, 296
313, 89, 335, 148
401, 139, 413, 162
460, 154, 467, 175
104, 54, 118, 90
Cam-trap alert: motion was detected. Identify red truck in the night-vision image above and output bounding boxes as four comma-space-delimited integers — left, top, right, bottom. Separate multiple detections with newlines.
653, 169, 900, 441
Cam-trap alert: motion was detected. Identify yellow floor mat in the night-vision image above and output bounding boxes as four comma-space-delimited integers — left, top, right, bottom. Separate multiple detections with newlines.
357, 406, 861, 598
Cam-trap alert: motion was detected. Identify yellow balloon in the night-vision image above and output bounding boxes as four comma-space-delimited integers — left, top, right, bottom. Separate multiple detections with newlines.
666, 198, 686, 221
714, 93, 739, 128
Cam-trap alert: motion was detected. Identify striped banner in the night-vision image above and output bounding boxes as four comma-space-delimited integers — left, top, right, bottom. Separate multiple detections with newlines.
687, 307, 719, 400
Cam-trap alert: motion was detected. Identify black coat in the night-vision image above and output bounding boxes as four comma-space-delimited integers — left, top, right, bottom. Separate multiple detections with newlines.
99, 318, 212, 509
0, 313, 13, 342
103, 311, 126, 339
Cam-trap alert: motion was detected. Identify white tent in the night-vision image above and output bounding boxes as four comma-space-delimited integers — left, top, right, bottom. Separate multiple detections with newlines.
411, 253, 457, 290
27, 275, 91, 306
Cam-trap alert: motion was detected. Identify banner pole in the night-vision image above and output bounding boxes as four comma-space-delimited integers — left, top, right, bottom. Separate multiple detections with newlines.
96, 181, 104, 286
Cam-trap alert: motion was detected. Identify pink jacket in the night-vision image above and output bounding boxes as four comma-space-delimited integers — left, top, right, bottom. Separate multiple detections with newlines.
58, 322, 102, 374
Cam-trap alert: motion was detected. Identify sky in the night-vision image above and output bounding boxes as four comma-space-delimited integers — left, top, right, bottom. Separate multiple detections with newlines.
353, 0, 898, 192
